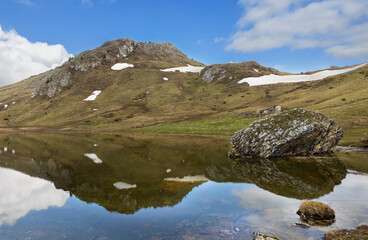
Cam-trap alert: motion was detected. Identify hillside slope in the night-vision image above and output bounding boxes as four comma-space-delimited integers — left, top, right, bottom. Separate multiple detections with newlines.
0, 38, 367, 136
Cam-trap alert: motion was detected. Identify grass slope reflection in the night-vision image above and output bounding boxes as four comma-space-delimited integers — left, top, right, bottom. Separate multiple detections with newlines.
0, 133, 347, 216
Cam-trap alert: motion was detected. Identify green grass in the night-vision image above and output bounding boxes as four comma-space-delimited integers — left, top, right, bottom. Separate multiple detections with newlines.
340, 128, 368, 146
136, 115, 257, 134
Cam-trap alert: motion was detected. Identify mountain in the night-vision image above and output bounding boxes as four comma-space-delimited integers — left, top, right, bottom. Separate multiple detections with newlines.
0, 38, 367, 136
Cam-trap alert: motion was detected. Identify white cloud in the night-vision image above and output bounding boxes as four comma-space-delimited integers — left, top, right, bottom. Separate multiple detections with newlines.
0, 26, 72, 86
228, 0, 368, 60
13, 0, 35, 6
214, 37, 225, 44
82, 0, 117, 6
82, 0, 93, 7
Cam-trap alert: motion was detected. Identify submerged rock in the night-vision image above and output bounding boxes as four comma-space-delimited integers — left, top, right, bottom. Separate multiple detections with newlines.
297, 200, 335, 225
291, 222, 310, 228
252, 232, 280, 240
230, 108, 344, 158
323, 225, 368, 240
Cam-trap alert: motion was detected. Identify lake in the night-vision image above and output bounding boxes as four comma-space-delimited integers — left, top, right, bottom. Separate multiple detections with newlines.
0, 133, 367, 240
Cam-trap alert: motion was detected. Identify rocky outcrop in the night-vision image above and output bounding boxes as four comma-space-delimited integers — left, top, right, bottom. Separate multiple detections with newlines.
230, 108, 344, 158
201, 66, 227, 83
239, 105, 282, 117
199, 61, 279, 83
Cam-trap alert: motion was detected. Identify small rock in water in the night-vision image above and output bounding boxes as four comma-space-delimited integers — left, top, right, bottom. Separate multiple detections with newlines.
252, 232, 280, 240
233, 227, 240, 232
292, 222, 310, 228
297, 200, 335, 225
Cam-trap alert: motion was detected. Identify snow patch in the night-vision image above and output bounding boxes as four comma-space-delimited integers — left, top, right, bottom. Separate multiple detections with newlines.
4, 104, 8, 110
84, 90, 101, 101
239, 63, 367, 86
163, 77, 169, 81
93, 108, 98, 111
4, 147, 7, 152
164, 175, 209, 183
166, 169, 172, 173
160, 64, 204, 73
253, 69, 259, 72
111, 63, 134, 71
12, 102, 16, 104
84, 153, 103, 164
113, 182, 137, 190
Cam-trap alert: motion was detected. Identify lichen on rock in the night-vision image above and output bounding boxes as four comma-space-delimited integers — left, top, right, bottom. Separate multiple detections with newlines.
229, 108, 344, 158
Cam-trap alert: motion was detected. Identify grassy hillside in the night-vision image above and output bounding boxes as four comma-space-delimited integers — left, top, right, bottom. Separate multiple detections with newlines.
0, 39, 367, 145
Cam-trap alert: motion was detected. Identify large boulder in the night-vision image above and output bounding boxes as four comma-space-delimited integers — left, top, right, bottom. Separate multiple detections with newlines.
230, 108, 343, 158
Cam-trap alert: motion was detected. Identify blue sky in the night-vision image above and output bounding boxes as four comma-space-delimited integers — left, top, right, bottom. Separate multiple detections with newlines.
0, 0, 367, 85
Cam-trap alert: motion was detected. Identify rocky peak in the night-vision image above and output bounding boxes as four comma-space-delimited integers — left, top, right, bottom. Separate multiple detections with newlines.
33, 38, 201, 98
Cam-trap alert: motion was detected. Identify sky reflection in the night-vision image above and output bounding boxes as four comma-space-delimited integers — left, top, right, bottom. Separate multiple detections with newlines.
0, 167, 69, 226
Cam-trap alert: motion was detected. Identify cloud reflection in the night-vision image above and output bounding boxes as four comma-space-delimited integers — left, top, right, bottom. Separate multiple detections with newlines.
0, 167, 69, 225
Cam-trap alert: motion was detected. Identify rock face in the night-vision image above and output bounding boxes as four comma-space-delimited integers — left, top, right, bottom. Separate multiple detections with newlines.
230, 108, 344, 158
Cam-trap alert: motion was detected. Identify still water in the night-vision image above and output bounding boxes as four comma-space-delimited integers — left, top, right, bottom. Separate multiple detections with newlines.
0, 133, 367, 240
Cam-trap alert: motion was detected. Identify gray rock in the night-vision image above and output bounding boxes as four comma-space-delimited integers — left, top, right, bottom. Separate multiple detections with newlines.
230, 108, 344, 158
292, 222, 310, 228
35, 68, 73, 98
201, 66, 227, 83
252, 232, 280, 240
239, 105, 282, 117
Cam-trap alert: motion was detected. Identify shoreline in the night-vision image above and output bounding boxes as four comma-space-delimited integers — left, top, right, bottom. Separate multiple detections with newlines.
0, 126, 366, 148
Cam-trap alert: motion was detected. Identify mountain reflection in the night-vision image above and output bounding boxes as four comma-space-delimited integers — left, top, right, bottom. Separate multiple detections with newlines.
0, 133, 347, 215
